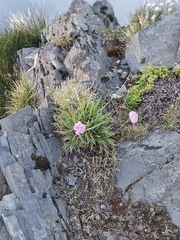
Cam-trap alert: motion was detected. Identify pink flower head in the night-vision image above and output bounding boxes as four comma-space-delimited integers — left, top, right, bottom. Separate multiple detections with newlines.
166, 0, 172, 4
129, 111, 138, 124
155, 6, 160, 11
159, 2, 164, 7
151, 3, 157, 8
73, 121, 86, 135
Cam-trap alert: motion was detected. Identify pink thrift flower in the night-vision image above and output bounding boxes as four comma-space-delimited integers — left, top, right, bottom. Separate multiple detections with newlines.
166, 0, 172, 4
159, 2, 164, 7
73, 121, 86, 135
151, 3, 156, 8
129, 111, 138, 124
155, 6, 160, 11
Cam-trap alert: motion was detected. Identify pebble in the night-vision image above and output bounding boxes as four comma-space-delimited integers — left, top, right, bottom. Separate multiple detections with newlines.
68, 174, 77, 186
100, 204, 107, 210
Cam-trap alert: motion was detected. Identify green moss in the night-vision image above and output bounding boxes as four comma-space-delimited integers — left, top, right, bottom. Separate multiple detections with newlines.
172, 65, 180, 77
125, 64, 172, 109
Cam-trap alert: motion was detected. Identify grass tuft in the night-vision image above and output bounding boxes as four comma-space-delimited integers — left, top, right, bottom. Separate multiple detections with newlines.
52, 79, 115, 153
6, 71, 37, 114
0, 3, 46, 117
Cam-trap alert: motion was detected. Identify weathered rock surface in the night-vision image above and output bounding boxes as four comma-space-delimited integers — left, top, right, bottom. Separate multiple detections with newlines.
117, 129, 180, 228
0, 107, 67, 239
15, 0, 122, 108
1, 0, 180, 239
125, 10, 180, 73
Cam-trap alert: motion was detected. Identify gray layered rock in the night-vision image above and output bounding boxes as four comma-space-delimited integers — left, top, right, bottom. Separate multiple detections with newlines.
0, 107, 67, 239
15, 0, 122, 107
125, 10, 180, 73
117, 129, 180, 228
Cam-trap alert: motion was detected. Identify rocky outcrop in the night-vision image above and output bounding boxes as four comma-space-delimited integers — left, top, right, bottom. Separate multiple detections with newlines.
125, 10, 180, 73
117, 129, 180, 228
2, 0, 180, 239
0, 106, 67, 239
15, 0, 122, 108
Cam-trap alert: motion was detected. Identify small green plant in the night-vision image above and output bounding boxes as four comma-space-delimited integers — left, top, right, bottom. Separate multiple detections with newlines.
55, 34, 75, 49
125, 64, 172, 109
52, 79, 114, 153
101, 24, 123, 41
162, 102, 180, 130
7, 71, 37, 114
172, 64, 180, 77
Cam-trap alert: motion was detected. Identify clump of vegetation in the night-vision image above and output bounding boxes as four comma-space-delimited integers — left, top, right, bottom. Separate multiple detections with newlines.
125, 64, 172, 109
162, 101, 180, 130
0, 3, 46, 117
172, 64, 180, 77
101, 24, 122, 41
52, 79, 115, 153
6, 71, 37, 114
54, 34, 75, 49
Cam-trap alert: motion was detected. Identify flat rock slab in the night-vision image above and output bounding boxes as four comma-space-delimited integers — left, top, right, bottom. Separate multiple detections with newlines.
117, 129, 180, 228
0, 106, 36, 134
125, 11, 180, 73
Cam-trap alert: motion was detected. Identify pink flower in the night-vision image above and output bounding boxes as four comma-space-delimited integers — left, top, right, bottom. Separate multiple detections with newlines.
151, 3, 157, 7
73, 121, 86, 135
129, 111, 138, 124
166, 0, 172, 4
159, 2, 164, 7
155, 6, 160, 11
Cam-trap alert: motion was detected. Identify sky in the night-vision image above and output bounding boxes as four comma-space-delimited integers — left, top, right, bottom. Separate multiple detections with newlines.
0, 0, 157, 29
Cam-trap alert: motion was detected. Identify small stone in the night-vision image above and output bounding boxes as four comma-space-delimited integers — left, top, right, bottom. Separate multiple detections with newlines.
75, 182, 81, 188
100, 204, 106, 210
95, 215, 101, 221
73, 156, 79, 163
68, 174, 77, 186
56, 180, 67, 187
61, 162, 68, 168
121, 71, 128, 79
77, 162, 84, 167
